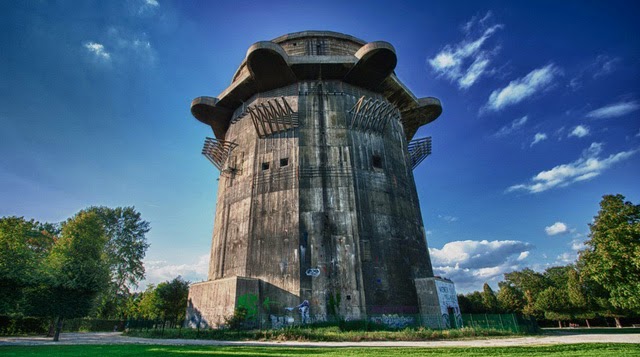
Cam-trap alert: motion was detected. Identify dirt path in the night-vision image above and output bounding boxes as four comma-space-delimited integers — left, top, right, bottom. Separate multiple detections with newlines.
1, 331, 640, 347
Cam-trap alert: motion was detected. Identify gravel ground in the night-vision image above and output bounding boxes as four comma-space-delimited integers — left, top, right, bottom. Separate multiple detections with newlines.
1, 331, 639, 347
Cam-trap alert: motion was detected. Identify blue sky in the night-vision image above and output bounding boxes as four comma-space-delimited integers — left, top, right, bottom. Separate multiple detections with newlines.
1, 0, 639, 293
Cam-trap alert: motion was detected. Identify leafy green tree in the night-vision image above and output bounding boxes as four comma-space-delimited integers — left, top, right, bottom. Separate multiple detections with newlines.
504, 268, 549, 298
128, 285, 161, 320
522, 290, 537, 317
503, 268, 549, 319
481, 283, 499, 313
566, 267, 594, 327
464, 291, 486, 313
46, 211, 110, 341
83, 206, 150, 319
457, 294, 472, 313
579, 194, 640, 315
155, 277, 190, 326
535, 286, 572, 328
544, 266, 572, 289
497, 282, 525, 313
0, 217, 55, 314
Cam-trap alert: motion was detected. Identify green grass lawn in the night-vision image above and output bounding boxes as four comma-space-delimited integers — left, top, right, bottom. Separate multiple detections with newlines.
1, 344, 639, 357
544, 327, 640, 335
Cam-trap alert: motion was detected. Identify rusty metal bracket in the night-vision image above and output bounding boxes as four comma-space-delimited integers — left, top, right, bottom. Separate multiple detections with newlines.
407, 137, 432, 169
247, 97, 298, 138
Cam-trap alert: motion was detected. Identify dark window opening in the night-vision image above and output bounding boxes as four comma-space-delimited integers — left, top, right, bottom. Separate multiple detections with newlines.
280, 158, 289, 167
261, 162, 270, 171
372, 155, 383, 169
346, 295, 352, 301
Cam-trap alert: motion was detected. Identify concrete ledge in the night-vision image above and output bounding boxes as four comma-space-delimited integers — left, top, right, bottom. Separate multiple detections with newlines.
191, 31, 443, 140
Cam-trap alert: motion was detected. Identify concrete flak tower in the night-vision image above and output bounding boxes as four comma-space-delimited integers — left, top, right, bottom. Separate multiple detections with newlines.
186, 31, 460, 329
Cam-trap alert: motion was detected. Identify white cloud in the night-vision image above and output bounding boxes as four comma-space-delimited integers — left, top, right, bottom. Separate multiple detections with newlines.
531, 132, 547, 146
485, 64, 561, 111
636, 129, 640, 138
517, 251, 530, 261
83, 42, 111, 61
494, 115, 528, 137
430, 239, 531, 269
438, 214, 459, 223
555, 252, 576, 265
586, 101, 640, 119
103, 27, 156, 65
569, 125, 590, 138
545, 222, 569, 235
592, 55, 620, 78
139, 254, 209, 290
507, 142, 638, 193
145, 0, 159, 6
429, 11, 503, 89
571, 239, 586, 251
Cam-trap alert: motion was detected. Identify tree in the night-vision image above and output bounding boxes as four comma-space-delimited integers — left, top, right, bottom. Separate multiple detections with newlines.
503, 268, 549, 319
0, 217, 55, 314
504, 268, 549, 298
129, 285, 161, 320
544, 266, 572, 289
579, 194, 640, 314
83, 206, 150, 319
155, 277, 190, 326
46, 210, 110, 341
466, 291, 486, 313
497, 282, 525, 313
535, 286, 572, 328
566, 267, 593, 328
481, 283, 499, 313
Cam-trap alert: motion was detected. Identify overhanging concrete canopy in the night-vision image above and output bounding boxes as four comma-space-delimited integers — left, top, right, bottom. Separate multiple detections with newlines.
190, 31, 442, 141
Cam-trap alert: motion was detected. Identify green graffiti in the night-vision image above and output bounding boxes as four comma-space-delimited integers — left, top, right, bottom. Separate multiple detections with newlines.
237, 293, 258, 319
262, 297, 272, 311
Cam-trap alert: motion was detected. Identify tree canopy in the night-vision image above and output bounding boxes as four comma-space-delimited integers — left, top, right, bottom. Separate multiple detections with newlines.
579, 194, 640, 312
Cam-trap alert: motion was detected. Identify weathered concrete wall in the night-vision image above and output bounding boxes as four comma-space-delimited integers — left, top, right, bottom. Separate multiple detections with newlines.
186, 277, 259, 328
188, 31, 448, 328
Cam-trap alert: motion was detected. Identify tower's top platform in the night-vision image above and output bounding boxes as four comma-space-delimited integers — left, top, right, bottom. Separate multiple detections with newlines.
191, 31, 442, 140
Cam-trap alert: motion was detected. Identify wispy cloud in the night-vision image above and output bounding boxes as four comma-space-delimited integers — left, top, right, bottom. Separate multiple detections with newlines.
438, 214, 459, 223
592, 55, 620, 78
494, 115, 528, 137
507, 142, 638, 193
83, 42, 111, 62
429, 239, 531, 292
571, 238, 586, 251
569, 125, 590, 138
545, 222, 568, 235
568, 55, 620, 90
145, 0, 159, 6
429, 11, 503, 89
555, 252, 576, 265
485, 64, 561, 112
530, 132, 547, 147
586, 100, 640, 119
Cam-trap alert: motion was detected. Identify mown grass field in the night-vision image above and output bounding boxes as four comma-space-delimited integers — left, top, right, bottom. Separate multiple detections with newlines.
1, 344, 640, 357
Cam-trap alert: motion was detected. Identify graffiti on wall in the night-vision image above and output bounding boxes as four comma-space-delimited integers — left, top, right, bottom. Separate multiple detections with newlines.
237, 293, 259, 320
285, 300, 311, 324
370, 314, 414, 329
305, 268, 321, 277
